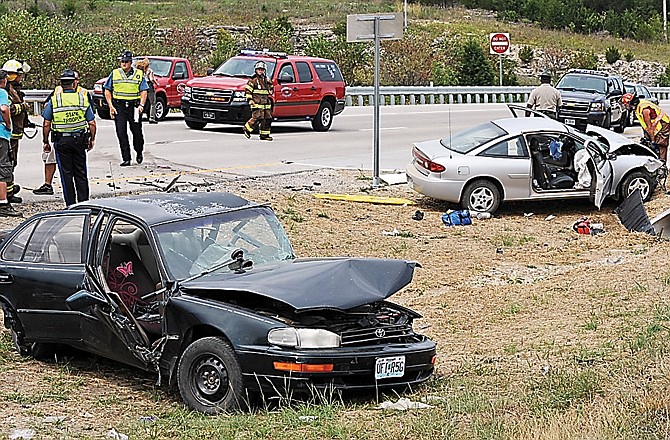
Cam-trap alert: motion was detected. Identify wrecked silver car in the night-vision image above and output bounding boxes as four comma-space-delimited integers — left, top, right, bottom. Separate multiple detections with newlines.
0, 193, 436, 413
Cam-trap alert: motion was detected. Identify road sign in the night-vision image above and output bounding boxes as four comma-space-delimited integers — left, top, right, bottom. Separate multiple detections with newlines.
346, 13, 403, 42
489, 33, 510, 55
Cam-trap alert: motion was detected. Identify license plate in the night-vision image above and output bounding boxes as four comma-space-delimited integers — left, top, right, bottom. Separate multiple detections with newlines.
375, 356, 405, 380
564, 118, 576, 126
202, 111, 215, 120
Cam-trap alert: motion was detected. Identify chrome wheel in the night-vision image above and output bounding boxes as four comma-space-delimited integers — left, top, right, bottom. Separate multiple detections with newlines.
320, 106, 331, 127
626, 176, 650, 200
469, 187, 495, 212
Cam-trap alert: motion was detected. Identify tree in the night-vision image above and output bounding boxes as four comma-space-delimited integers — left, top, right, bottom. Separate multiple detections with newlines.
456, 39, 495, 86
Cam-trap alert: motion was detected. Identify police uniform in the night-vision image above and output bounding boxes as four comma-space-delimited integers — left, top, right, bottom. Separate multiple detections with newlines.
243, 63, 274, 141
42, 70, 96, 206
527, 83, 562, 119
103, 50, 149, 165
636, 99, 670, 163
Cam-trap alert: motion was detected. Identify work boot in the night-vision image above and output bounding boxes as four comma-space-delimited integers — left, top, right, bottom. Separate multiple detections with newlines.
8, 195, 22, 204
11, 184, 20, 195
137, 153, 143, 164
120, 161, 131, 167
243, 127, 251, 139
0, 203, 21, 217
260, 135, 273, 141
33, 183, 54, 195
149, 119, 158, 124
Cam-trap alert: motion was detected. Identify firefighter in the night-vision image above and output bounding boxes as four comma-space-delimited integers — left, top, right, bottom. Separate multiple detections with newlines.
243, 60, 273, 141
622, 93, 670, 163
2, 59, 33, 203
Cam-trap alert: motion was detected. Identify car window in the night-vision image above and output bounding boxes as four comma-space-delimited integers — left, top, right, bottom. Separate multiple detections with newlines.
2, 221, 37, 261
145, 59, 172, 77
22, 215, 85, 264
440, 122, 507, 154
278, 63, 296, 83
311, 62, 344, 82
213, 57, 277, 79
173, 61, 187, 78
640, 86, 651, 98
295, 62, 313, 83
480, 136, 528, 158
557, 75, 606, 94
625, 83, 635, 94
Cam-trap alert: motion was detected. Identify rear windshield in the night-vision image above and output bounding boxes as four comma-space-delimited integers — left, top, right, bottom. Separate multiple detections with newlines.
311, 62, 343, 82
440, 122, 507, 154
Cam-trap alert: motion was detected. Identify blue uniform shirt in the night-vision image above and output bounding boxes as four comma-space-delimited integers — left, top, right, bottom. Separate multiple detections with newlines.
42, 89, 96, 123
0, 88, 12, 140
103, 67, 149, 93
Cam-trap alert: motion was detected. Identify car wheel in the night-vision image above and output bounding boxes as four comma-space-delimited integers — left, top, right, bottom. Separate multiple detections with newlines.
603, 111, 611, 130
154, 95, 167, 121
185, 120, 207, 130
177, 336, 244, 414
461, 179, 501, 214
97, 106, 111, 120
621, 170, 654, 202
311, 101, 333, 132
11, 329, 54, 360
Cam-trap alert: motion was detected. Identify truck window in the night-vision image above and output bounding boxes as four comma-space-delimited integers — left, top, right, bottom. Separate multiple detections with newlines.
295, 62, 313, 83
311, 62, 343, 82
147, 59, 172, 77
173, 62, 187, 79
278, 63, 296, 83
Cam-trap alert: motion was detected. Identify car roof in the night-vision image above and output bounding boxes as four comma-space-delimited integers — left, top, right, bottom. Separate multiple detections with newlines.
235, 54, 338, 64
492, 117, 570, 134
74, 192, 258, 226
134, 56, 189, 62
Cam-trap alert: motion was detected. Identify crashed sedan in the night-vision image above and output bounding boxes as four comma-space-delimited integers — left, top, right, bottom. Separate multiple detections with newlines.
0, 193, 436, 413
406, 105, 664, 214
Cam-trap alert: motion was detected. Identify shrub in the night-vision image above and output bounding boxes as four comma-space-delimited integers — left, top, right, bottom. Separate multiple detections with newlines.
210, 29, 240, 70
519, 45, 534, 64
305, 33, 370, 86
62, 0, 78, 17
381, 32, 433, 86
431, 62, 458, 86
657, 64, 670, 87
624, 51, 635, 62
541, 46, 571, 77
249, 17, 294, 53
605, 46, 621, 64
456, 39, 495, 86
570, 50, 598, 70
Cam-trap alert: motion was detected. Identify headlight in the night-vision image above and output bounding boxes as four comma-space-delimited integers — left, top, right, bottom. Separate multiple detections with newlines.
183, 86, 191, 98
590, 102, 604, 112
232, 91, 246, 102
268, 328, 341, 348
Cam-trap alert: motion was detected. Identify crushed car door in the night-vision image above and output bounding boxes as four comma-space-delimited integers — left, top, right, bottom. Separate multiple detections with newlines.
0, 211, 90, 343
585, 139, 614, 208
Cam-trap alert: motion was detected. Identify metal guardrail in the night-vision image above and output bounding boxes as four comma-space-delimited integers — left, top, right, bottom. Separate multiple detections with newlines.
22, 86, 670, 113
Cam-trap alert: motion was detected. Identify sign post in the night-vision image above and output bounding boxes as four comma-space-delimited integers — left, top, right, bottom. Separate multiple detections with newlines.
489, 33, 510, 86
347, 13, 403, 188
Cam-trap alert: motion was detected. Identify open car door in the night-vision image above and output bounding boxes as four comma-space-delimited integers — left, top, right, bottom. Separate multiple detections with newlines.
585, 139, 614, 208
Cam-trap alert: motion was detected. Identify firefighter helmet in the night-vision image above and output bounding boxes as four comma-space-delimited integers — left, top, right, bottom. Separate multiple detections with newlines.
621, 93, 635, 106
2, 59, 24, 74
254, 61, 267, 71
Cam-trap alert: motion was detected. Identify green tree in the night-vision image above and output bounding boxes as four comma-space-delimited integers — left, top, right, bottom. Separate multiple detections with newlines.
456, 39, 495, 86
209, 29, 240, 71
305, 32, 370, 86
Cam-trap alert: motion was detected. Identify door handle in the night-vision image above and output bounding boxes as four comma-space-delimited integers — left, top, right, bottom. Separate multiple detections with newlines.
311, 86, 317, 91
0, 272, 13, 283
292, 87, 298, 91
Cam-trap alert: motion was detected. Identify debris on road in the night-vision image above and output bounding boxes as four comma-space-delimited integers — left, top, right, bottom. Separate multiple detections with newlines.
442, 209, 472, 226
314, 193, 415, 205
615, 189, 656, 235
377, 397, 433, 411
412, 210, 424, 220
382, 228, 400, 236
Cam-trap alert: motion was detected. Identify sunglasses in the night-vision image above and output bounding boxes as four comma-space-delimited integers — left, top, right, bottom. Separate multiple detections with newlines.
120, 60, 131, 64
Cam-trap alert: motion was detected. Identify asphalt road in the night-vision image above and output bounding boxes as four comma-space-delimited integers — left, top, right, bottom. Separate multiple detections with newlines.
13, 103, 654, 204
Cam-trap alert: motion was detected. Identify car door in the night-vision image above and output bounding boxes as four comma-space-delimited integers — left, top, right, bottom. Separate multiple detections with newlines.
476, 135, 532, 199
0, 211, 90, 342
295, 61, 320, 116
607, 78, 623, 124
166, 61, 190, 107
272, 61, 300, 118
585, 139, 614, 208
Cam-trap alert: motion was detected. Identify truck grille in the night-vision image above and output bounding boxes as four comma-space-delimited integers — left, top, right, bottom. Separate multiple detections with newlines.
560, 99, 590, 117
192, 88, 233, 104
340, 324, 415, 346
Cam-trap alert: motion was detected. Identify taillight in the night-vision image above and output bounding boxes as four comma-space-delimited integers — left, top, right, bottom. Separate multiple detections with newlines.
413, 147, 445, 173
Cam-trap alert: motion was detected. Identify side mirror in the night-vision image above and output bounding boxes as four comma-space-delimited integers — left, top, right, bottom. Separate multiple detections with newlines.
172, 71, 185, 80
206, 68, 214, 76
66, 289, 107, 310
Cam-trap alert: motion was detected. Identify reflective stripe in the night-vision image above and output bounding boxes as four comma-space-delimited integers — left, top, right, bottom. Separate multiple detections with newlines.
259, 130, 271, 135
111, 68, 143, 100
637, 100, 670, 133
251, 103, 272, 109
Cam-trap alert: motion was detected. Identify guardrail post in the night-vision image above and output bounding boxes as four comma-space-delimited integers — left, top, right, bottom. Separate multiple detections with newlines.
420, 95, 426, 105
389, 94, 395, 105
410, 95, 416, 105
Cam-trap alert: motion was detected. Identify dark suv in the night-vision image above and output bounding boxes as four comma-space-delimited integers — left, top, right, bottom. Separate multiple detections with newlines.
555, 69, 626, 133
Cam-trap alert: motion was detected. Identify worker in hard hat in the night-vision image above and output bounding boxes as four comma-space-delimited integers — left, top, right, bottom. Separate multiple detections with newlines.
2, 59, 32, 203
243, 60, 274, 141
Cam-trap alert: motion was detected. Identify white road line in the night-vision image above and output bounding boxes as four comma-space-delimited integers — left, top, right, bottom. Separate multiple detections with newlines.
359, 126, 408, 131
146, 139, 209, 145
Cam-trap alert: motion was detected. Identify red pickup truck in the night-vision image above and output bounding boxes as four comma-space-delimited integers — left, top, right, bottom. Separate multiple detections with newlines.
181, 50, 346, 131
92, 56, 194, 120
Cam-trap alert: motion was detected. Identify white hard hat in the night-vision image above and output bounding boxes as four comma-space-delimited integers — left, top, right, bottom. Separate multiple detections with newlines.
254, 61, 267, 70
2, 60, 23, 73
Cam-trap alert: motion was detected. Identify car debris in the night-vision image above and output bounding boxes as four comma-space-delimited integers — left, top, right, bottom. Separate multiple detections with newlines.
614, 189, 657, 235
314, 193, 415, 205
376, 397, 433, 411
412, 210, 424, 220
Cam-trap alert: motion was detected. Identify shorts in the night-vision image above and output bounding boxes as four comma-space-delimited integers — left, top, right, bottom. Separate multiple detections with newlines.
0, 138, 14, 183
42, 147, 57, 164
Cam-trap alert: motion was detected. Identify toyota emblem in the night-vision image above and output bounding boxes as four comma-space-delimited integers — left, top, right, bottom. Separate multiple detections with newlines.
375, 328, 386, 338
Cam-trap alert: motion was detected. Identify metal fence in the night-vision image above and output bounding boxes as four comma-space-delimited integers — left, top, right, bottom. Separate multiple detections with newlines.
22, 86, 670, 113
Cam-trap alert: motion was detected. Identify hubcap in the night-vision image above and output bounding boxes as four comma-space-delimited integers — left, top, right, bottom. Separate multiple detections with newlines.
469, 187, 494, 212
191, 355, 229, 403
155, 102, 165, 119
627, 177, 650, 200
321, 107, 331, 126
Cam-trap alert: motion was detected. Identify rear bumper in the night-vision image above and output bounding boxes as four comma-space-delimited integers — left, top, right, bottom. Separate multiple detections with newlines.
334, 99, 346, 115
406, 163, 464, 204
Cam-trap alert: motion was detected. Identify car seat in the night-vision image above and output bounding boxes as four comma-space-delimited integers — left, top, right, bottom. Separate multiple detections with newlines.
104, 242, 156, 312
531, 149, 575, 189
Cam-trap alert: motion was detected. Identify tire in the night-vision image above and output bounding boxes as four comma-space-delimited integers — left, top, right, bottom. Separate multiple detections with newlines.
460, 179, 501, 214
311, 101, 333, 132
185, 119, 207, 130
154, 95, 167, 121
11, 328, 54, 360
614, 112, 625, 133
97, 106, 111, 120
177, 336, 244, 414
603, 111, 611, 130
621, 170, 654, 202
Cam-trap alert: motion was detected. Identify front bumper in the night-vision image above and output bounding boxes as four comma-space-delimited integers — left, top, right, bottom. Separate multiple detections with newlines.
181, 99, 251, 125
237, 337, 436, 394
558, 110, 607, 130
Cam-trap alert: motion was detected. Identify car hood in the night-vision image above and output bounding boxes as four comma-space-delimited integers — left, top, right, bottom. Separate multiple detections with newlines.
186, 76, 248, 90
179, 257, 419, 311
558, 89, 604, 102
585, 125, 657, 156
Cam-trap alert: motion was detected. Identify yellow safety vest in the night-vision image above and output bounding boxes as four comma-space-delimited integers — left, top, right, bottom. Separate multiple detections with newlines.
636, 100, 670, 133
111, 68, 144, 100
51, 89, 89, 132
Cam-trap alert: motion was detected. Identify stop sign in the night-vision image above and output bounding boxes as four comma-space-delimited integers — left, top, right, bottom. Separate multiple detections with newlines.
489, 33, 510, 55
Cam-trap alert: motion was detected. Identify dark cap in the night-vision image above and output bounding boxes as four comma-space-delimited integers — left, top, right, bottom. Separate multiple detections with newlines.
118, 50, 133, 62
60, 69, 76, 80
0, 69, 7, 80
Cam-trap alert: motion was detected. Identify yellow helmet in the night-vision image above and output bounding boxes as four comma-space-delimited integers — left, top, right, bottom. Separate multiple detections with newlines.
2, 59, 23, 73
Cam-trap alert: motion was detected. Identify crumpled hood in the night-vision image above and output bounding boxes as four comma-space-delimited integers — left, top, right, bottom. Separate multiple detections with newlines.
186, 76, 247, 90
179, 257, 419, 311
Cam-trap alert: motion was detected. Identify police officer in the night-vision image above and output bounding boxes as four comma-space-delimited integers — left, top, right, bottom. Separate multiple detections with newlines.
623, 92, 670, 163
243, 60, 274, 141
103, 50, 148, 166
42, 69, 97, 206
527, 71, 562, 120
2, 59, 33, 203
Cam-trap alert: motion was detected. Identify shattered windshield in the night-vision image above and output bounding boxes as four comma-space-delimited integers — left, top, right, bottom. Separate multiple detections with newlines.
212, 57, 277, 79
154, 207, 294, 280
440, 122, 507, 154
